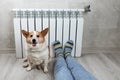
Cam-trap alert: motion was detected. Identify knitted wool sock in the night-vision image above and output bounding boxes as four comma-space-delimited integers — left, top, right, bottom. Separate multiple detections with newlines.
53, 41, 64, 57
64, 40, 74, 58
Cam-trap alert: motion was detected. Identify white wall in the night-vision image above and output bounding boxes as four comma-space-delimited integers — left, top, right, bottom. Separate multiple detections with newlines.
0, 0, 120, 54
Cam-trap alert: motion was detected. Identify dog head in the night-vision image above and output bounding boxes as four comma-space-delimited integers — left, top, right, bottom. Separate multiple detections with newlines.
22, 28, 48, 48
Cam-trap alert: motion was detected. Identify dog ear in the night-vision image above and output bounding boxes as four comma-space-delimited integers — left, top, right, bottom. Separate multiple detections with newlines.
41, 28, 49, 37
21, 30, 29, 38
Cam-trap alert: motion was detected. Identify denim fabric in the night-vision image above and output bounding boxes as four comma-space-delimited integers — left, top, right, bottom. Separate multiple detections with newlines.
66, 55, 96, 80
54, 56, 74, 80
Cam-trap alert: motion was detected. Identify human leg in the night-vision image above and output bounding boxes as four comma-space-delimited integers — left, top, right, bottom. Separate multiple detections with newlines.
53, 41, 73, 80
64, 40, 96, 80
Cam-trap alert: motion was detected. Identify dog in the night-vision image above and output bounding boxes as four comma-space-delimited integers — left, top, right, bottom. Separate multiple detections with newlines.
21, 28, 50, 73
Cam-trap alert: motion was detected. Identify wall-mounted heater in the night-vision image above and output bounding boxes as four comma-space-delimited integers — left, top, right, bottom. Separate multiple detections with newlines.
12, 6, 91, 58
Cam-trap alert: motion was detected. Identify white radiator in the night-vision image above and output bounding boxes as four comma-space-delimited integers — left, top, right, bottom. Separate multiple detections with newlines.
13, 9, 85, 58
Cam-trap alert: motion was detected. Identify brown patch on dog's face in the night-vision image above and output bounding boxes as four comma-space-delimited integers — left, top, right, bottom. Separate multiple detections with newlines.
38, 28, 49, 43
21, 28, 48, 47
21, 30, 33, 44
26, 32, 34, 44
36, 31, 45, 43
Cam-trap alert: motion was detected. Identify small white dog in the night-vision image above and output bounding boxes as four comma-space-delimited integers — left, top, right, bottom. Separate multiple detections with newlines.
22, 28, 50, 73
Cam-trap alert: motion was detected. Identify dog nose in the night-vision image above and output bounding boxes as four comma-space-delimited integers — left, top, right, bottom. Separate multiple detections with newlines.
32, 39, 36, 43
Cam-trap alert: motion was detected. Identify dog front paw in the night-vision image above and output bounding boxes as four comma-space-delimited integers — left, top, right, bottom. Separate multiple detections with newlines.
26, 67, 32, 71
44, 68, 48, 73
23, 63, 28, 68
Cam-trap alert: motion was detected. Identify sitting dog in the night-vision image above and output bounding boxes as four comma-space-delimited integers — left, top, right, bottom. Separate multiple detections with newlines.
21, 28, 50, 73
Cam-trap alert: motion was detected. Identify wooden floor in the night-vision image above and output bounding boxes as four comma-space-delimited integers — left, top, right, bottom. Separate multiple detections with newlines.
0, 53, 120, 80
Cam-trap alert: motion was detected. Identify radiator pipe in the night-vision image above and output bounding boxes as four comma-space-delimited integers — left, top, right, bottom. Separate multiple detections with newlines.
84, 5, 91, 13
12, 5, 91, 13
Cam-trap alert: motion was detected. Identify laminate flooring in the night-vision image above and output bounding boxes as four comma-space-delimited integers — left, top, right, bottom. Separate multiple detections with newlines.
0, 53, 120, 80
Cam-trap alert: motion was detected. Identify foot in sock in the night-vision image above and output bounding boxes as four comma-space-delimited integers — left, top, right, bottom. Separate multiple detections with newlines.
64, 40, 74, 57
53, 40, 64, 57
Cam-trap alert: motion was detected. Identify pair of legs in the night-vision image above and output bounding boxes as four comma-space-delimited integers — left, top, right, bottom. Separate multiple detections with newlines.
53, 40, 96, 80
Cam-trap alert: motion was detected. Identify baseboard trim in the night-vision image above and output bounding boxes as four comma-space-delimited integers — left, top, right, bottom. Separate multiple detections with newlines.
82, 47, 120, 54
0, 47, 120, 55
0, 48, 15, 54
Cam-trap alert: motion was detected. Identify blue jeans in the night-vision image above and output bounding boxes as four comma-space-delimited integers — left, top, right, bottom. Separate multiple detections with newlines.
54, 56, 96, 80
54, 56, 74, 80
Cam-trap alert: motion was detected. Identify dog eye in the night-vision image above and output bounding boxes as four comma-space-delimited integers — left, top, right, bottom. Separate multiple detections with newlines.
30, 35, 33, 37
37, 35, 39, 37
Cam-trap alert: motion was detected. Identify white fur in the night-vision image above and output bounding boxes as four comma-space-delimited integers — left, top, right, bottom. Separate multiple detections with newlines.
24, 31, 50, 73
